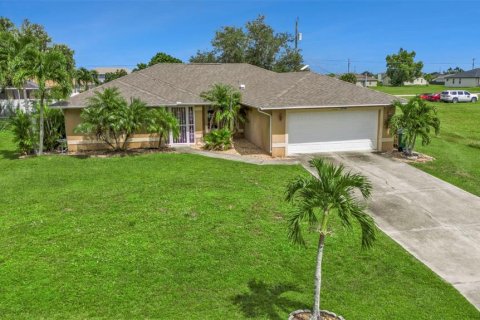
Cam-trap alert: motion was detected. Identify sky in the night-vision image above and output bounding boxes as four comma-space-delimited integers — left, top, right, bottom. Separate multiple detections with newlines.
1, 0, 478, 74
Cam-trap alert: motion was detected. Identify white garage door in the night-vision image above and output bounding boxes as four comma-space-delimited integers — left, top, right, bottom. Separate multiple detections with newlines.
287, 109, 379, 155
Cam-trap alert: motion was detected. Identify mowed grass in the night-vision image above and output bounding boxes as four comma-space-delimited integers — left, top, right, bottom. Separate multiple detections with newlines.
372, 84, 479, 95
0, 131, 478, 319
411, 101, 480, 196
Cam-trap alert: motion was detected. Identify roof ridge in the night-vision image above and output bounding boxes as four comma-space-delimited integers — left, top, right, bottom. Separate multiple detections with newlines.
271, 72, 312, 101
115, 79, 172, 102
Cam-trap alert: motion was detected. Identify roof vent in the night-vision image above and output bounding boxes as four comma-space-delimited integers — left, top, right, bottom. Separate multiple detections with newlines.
239, 84, 246, 90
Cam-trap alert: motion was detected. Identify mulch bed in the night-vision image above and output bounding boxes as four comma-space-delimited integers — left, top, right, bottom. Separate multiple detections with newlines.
66, 147, 176, 158
291, 310, 344, 320
383, 150, 435, 163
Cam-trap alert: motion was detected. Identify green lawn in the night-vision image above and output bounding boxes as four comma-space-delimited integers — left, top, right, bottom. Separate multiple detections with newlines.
411, 101, 480, 196
0, 131, 479, 319
371, 85, 480, 95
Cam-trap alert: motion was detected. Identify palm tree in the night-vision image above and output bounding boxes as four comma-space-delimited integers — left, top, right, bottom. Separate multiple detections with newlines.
147, 108, 180, 148
14, 44, 72, 154
200, 83, 243, 132
389, 97, 440, 156
75, 67, 99, 92
285, 158, 376, 320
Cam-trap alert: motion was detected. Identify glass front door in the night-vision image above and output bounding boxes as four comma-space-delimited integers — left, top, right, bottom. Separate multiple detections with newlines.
170, 107, 195, 144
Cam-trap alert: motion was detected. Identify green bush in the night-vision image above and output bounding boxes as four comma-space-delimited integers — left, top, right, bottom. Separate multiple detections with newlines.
203, 128, 232, 151
8, 104, 66, 155
42, 106, 65, 151
9, 108, 36, 155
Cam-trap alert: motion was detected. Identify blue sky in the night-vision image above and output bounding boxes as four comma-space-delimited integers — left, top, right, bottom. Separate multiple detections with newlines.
1, 0, 478, 74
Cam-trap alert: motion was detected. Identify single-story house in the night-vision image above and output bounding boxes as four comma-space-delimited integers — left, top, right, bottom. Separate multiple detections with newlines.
379, 74, 428, 86
445, 68, 480, 87
54, 63, 398, 157
430, 74, 449, 85
355, 74, 378, 87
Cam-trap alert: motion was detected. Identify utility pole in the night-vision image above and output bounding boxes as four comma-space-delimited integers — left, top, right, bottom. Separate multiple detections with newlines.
295, 17, 299, 49
347, 58, 351, 73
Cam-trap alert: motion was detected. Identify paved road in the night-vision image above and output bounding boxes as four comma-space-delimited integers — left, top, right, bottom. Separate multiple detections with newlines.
299, 152, 480, 310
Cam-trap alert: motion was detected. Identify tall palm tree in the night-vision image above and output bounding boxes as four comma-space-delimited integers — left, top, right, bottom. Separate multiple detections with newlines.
285, 158, 376, 320
14, 44, 72, 155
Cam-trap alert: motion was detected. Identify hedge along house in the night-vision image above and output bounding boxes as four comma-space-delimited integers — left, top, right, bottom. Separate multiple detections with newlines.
54, 63, 398, 157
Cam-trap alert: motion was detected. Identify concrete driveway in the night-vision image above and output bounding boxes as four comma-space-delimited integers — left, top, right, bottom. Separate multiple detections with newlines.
298, 152, 480, 310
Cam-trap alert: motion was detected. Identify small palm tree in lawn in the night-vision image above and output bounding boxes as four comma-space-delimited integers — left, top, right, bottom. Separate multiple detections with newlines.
389, 97, 440, 156
285, 158, 376, 320
147, 108, 180, 148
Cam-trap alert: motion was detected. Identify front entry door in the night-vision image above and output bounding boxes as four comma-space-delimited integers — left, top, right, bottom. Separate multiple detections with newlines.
170, 107, 195, 144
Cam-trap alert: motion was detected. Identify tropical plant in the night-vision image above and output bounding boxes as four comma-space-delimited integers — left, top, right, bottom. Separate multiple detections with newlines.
9, 108, 36, 154
200, 83, 243, 132
389, 97, 440, 156
285, 158, 376, 320
203, 128, 232, 150
104, 69, 128, 83
147, 108, 180, 148
41, 105, 65, 151
75, 88, 149, 151
386, 48, 423, 86
76, 67, 99, 91
339, 73, 357, 84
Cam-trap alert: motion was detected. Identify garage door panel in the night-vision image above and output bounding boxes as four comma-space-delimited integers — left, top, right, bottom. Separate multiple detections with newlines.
287, 109, 379, 154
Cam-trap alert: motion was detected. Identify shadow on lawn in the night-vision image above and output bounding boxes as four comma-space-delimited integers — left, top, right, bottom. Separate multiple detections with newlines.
0, 149, 19, 160
232, 279, 308, 320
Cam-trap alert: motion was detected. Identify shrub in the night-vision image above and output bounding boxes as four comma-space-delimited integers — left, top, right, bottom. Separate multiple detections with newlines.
8, 104, 66, 154
42, 106, 65, 151
203, 128, 232, 151
75, 88, 149, 151
9, 108, 36, 154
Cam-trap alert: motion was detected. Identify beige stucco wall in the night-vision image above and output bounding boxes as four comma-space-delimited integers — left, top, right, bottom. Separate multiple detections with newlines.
445, 77, 480, 87
244, 107, 270, 153
271, 109, 286, 157
64, 106, 204, 152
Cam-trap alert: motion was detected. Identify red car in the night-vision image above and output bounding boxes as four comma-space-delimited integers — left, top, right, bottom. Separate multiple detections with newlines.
427, 93, 441, 101
419, 93, 430, 100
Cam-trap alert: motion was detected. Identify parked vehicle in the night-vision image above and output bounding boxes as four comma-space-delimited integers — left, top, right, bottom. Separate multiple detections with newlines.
427, 93, 441, 101
419, 93, 430, 100
440, 90, 478, 103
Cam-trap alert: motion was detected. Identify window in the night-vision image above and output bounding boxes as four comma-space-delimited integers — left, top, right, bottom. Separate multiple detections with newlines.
458, 91, 464, 95
459, 79, 462, 84
465, 91, 470, 95
452, 91, 457, 95
453, 79, 455, 84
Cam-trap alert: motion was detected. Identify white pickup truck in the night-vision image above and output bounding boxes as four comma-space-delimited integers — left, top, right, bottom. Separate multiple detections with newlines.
440, 90, 478, 103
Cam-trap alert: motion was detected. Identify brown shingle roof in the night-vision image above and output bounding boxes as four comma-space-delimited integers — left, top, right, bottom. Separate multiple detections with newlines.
56, 63, 398, 109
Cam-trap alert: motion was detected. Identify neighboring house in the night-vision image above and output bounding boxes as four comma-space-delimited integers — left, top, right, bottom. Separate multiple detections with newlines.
445, 68, 480, 87
378, 74, 428, 86
53, 63, 398, 157
404, 77, 428, 86
431, 74, 449, 85
93, 67, 131, 83
355, 74, 378, 87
